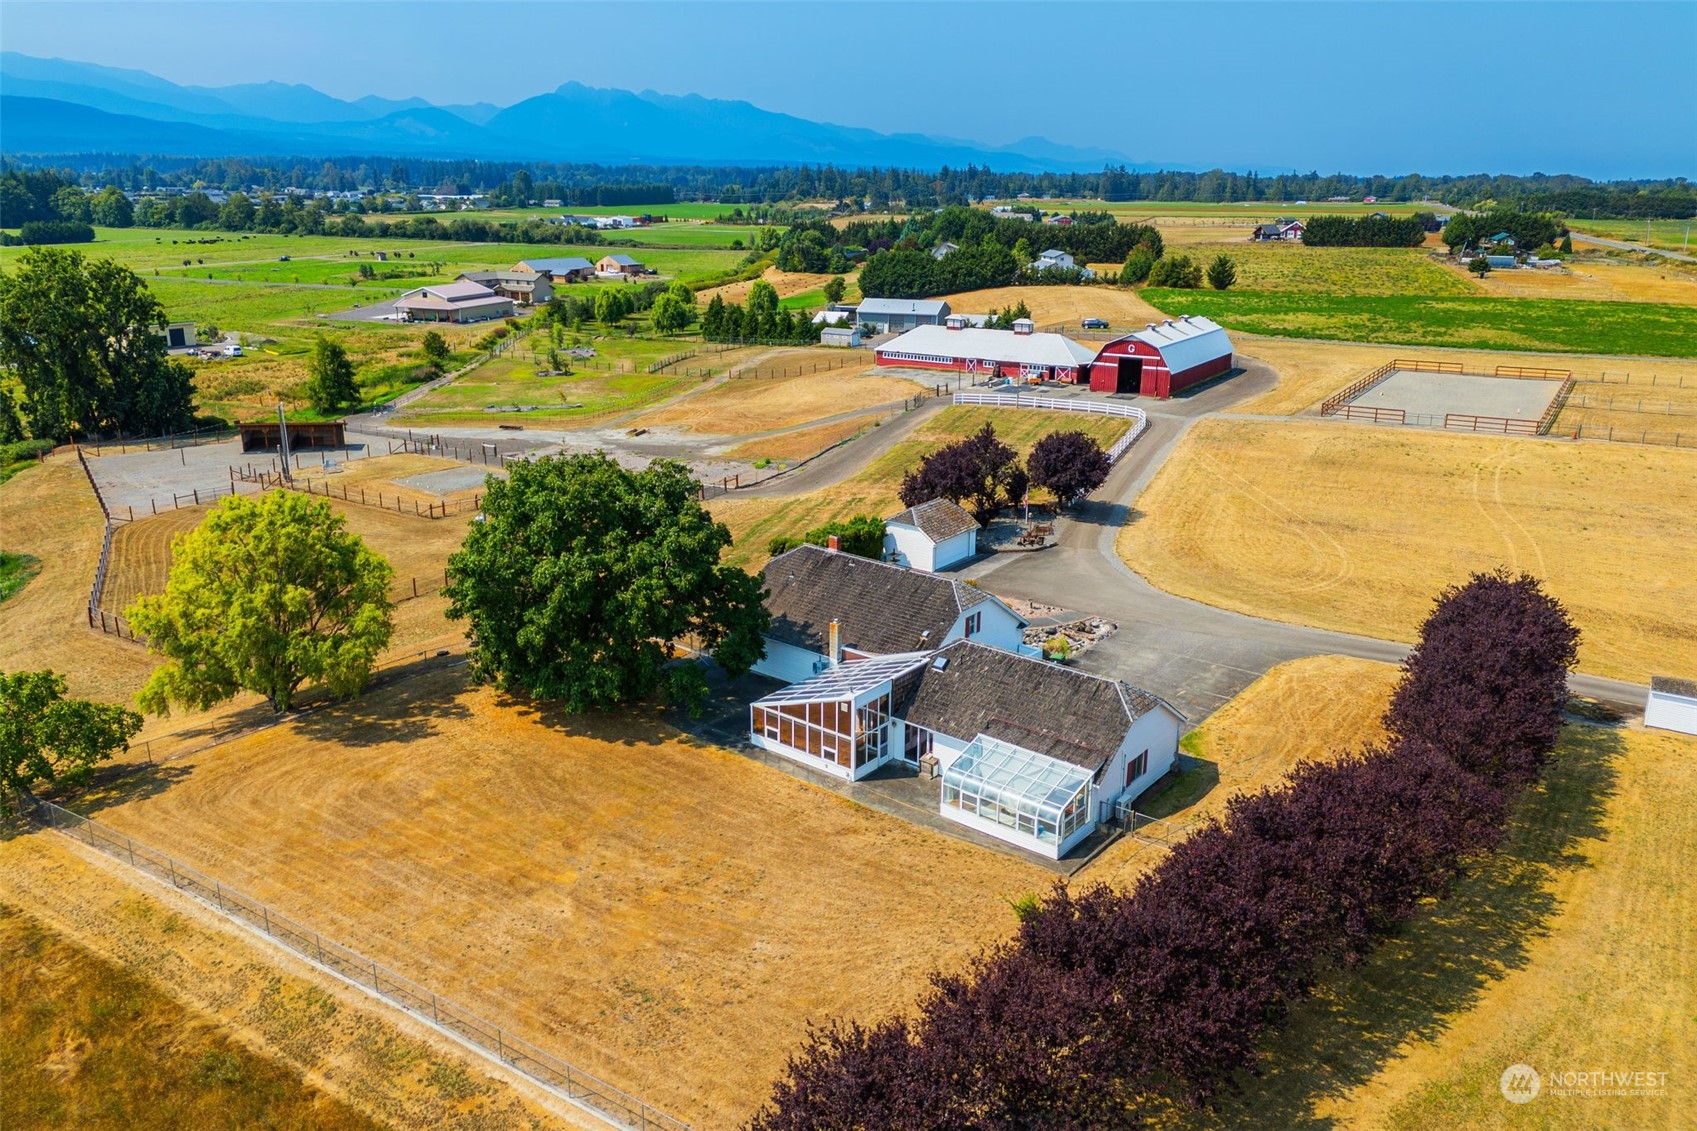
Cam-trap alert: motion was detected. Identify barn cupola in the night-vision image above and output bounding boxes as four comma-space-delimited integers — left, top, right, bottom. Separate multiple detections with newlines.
1012, 318, 1035, 335
945, 314, 969, 330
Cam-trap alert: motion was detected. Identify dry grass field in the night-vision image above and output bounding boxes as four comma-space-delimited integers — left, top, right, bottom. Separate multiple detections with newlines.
711, 405, 1131, 568
1233, 337, 1697, 416
67, 668, 1048, 1128
1451, 259, 1697, 306
285, 452, 498, 510
1083, 656, 1401, 889
0, 837, 595, 1131
1119, 419, 1697, 683
700, 266, 848, 305
939, 284, 1168, 327
632, 370, 917, 435
0, 455, 155, 704
722, 417, 873, 462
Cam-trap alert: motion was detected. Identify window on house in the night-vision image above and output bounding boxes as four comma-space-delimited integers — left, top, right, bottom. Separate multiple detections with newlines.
964, 611, 982, 638
1125, 750, 1148, 789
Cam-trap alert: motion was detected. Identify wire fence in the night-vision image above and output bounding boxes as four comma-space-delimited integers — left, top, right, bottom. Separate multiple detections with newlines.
26, 797, 690, 1131
725, 352, 868, 381
75, 424, 236, 457
234, 466, 484, 519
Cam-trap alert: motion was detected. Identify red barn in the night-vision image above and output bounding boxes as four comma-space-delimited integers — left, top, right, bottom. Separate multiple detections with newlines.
1087, 316, 1233, 398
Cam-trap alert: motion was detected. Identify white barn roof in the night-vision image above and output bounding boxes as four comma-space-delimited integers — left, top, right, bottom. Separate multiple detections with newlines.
877, 325, 1097, 368
1119, 316, 1232, 372
858, 297, 951, 317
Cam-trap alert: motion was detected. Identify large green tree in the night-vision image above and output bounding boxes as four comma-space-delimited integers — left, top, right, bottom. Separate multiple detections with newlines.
0, 246, 196, 441
443, 453, 768, 714
0, 670, 141, 815
303, 337, 360, 413
127, 491, 395, 714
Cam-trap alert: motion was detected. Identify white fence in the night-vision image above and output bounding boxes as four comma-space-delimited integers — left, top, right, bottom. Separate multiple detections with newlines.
30, 797, 690, 1131
951, 391, 1149, 462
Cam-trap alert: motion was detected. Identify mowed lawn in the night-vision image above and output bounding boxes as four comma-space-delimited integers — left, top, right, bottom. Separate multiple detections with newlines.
74, 668, 1048, 1128
1143, 289, 1697, 358
1119, 419, 1697, 683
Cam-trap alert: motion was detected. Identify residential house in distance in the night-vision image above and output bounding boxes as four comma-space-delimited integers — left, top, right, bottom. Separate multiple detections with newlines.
1043, 214, 1073, 227
856, 297, 951, 334
1251, 218, 1305, 241
990, 204, 1035, 220
1031, 248, 1093, 278
884, 498, 979, 572
596, 253, 647, 276
457, 270, 554, 306
393, 280, 514, 323
932, 240, 960, 260
752, 542, 1028, 684
514, 256, 596, 283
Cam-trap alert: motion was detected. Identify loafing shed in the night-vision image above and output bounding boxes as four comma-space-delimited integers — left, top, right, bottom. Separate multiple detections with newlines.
1088, 315, 1233, 398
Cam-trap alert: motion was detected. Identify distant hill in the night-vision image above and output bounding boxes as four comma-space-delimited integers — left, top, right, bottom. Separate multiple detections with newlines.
0, 52, 1144, 172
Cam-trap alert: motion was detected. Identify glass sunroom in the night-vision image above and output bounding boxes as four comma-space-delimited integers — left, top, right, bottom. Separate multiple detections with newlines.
750, 653, 928, 780
940, 734, 1096, 858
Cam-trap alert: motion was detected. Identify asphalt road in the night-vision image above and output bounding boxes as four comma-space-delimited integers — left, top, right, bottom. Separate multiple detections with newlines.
950, 360, 1649, 723
1571, 232, 1697, 264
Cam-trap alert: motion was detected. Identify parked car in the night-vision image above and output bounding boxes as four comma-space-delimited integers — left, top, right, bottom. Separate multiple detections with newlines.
1081, 317, 1110, 329
279, 255, 291, 261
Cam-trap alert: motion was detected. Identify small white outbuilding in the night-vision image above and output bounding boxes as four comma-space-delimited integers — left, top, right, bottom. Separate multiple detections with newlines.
1645, 676, 1697, 736
885, 498, 979, 572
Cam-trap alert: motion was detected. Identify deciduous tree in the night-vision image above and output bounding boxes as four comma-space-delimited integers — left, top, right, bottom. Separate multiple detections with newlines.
1026, 430, 1112, 506
128, 491, 395, 714
303, 337, 360, 413
822, 275, 847, 304
443, 454, 768, 714
899, 423, 1028, 525
0, 670, 141, 815
420, 329, 450, 368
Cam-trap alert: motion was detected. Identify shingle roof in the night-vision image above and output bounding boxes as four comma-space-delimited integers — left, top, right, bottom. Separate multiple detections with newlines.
886, 498, 979, 543
761, 544, 998, 655
1651, 675, 1697, 698
900, 640, 1179, 771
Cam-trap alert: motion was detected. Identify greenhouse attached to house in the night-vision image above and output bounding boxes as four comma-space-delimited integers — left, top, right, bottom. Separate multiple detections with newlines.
939, 734, 1095, 856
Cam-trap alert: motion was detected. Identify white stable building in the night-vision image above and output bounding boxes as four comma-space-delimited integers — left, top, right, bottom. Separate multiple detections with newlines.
1646, 677, 1697, 736
884, 498, 979, 572
874, 322, 1099, 383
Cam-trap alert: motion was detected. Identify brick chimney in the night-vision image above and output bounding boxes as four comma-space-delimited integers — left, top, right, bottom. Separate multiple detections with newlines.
827, 534, 841, 552
828, 619, 842, 666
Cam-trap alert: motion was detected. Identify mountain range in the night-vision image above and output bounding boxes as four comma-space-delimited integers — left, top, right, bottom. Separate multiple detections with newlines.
0, 53, 1146, 173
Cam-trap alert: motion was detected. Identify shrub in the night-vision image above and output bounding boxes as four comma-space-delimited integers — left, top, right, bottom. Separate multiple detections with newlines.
1148, 254, 1202, 288
16, 220, 96, 245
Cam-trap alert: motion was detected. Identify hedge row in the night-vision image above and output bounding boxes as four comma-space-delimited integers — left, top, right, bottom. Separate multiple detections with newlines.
748, 571, 1579, 1129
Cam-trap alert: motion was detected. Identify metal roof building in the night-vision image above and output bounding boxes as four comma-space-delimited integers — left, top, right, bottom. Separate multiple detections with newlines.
875, 324, 1098, 382
1087, 315, 1234, 397
857, 297, 951, 332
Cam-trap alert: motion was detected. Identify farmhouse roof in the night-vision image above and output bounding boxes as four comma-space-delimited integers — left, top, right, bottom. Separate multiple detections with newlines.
761, 543, 1011, 656
400, 280, 499, 303
600, 253, 642, 266
877, 324, 1097, 368
886, 498, 979, 543
901, 641, 1179, 770
1651, 675, 1697, 699
858, 297, 951, 317
517, 257, 595, 275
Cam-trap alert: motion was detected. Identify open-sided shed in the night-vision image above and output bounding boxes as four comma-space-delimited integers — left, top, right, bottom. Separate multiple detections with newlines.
1088, 315, 1233, 398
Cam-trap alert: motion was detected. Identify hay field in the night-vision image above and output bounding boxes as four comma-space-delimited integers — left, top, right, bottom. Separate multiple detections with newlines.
1084, 656, 1400, 889
711, 405, 1131, 568
1233, 337, 1697, 416
939, 284, 1167, 327
74, 668, 1047, 1128
0, 837, 593, 1131
632, 370, 916, 435
1211, 245, 1476, 297
0, 902, 383, 1131
701, 266, 849, 305
1453, 259, 1697, 306
1119, 419, 1697, 683
0, 454, 155, 704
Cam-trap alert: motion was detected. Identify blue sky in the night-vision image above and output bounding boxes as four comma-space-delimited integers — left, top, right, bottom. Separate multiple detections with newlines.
3, 1, 1693, 178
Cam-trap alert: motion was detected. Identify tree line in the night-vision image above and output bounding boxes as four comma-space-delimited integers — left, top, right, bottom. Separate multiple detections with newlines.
747, 570, 1581, 1128
1300, 213, 1429, 247
13, 155, 1688, 218
701, 281, 824, 344
1441, 209, 1566, 253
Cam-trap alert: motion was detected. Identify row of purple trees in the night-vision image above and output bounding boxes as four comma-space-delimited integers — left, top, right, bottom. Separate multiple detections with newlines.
747, 571, 1580, 1129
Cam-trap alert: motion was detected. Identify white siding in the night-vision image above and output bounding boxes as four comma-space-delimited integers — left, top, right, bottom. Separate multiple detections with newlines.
1645, 689, 1697, 736
884, 526, 938, 571
949, 601, 1024, 654
1093, 709, 1182, 821
932, 528, 977, 570
753, 637, 826, 684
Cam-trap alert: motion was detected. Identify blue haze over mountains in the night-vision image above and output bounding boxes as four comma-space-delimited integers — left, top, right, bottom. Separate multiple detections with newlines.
0, 53, 1158, 172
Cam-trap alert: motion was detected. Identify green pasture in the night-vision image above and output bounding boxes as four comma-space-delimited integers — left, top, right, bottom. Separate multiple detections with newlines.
1013, 199, 1450, 220
1568, 218, 1696, 254
1144, 289, 1697, 358
390, 349, 698, 427
779, 288, 827, 311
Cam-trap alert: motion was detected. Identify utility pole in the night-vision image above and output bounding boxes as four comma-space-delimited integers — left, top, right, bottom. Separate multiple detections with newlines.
277, 403, 293, 483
